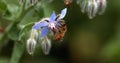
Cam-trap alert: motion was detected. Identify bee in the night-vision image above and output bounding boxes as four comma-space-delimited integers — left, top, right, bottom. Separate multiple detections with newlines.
54, 20, 67, 41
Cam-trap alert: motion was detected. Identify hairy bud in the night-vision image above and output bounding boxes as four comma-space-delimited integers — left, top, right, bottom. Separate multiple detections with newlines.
26, 29, 37, 55
97, 0, 107, 15
41, 37, 51, 55
27, 38, 36, 55
78, 0, 107, 19
87, 0, 98, 19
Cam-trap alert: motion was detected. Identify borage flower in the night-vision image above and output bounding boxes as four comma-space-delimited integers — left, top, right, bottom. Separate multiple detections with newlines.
26, 8, 67, 55
32, 8, 67, 38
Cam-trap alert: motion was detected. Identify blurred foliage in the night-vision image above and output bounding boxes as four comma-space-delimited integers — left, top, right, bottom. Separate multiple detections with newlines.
0, 0, 120, 63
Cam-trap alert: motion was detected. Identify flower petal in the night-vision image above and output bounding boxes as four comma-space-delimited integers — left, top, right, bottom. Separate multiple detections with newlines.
32, 21, 48, 30
49, 11, 56, 22
58, 8, 67, 19
40, 26, 49, 38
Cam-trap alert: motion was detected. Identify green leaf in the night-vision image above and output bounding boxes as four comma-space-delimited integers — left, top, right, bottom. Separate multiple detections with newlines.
19, 9, 40, 25
10, 42, 25, 63
3, 4, 20, 21
19, 22, 34, 41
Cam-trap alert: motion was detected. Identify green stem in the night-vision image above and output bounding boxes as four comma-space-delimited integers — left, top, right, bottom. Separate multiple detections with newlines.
10, 40, 25, 63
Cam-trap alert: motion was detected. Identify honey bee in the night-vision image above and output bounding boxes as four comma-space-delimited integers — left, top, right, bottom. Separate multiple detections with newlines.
54, 20, 67, 41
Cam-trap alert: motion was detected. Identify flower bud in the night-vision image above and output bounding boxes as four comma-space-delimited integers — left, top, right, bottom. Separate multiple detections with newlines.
78, 0, 107, 19
26, 38, 36, 55
97, 0, 107, 15
87, 0, 98, 19
80, 0, 88, 13
41, 37, 51, 55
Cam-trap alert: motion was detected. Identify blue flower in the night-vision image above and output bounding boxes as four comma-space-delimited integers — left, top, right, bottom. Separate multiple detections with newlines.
32, 8, 67, 38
